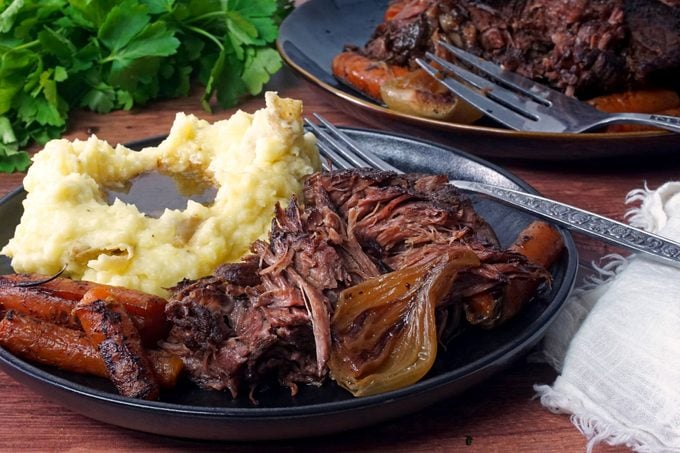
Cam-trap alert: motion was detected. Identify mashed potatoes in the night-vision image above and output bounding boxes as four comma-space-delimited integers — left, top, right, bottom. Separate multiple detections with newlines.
1, 92, 320, 296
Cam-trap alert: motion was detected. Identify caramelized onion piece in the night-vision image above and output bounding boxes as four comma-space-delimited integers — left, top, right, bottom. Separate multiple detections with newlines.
329, 250, 480, 397
380, 70, 483, 123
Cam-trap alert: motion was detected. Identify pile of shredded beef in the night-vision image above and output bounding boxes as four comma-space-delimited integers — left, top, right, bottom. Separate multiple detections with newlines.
161, 170, 549, 398
357, 0, 680, 98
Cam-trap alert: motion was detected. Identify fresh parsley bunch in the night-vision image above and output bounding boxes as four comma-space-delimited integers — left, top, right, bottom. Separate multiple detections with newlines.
0, 0, 293, 173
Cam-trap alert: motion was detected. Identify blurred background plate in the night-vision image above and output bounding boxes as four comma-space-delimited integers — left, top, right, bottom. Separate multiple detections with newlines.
278, 0, 680, 161
0, 130, 577, 441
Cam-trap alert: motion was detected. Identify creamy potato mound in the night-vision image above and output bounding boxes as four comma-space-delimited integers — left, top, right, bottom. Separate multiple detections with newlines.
1, 92, 321, 296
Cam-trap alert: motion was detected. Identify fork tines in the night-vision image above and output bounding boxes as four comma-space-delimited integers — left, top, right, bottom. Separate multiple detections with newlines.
304, 113, 402, 174
415, 42, 568, 131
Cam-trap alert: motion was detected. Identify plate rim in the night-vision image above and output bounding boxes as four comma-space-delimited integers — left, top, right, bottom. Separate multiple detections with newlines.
0, 127, 578, 422
278, 0, 674, 142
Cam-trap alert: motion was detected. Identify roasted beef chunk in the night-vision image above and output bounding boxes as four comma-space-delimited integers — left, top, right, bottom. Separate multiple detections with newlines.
359, 0, 680, 97
304, 169, 500, 269
162, 170, 552, 398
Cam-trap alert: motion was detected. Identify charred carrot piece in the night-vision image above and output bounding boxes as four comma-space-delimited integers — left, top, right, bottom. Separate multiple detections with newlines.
493, 221, 565, 324
80, 286, 168, 345
0, 310, 107, 377
466, 221, 565, 328
0, 274, 167, 324
0, 273, 94, 301
0, 274, 168, 345
75, 298, 160, 400
0, 285, 80, 328
508, 220, 565, 268
0, 311, 182, 388
587, 89, 680, 114
332, 51, 409, 102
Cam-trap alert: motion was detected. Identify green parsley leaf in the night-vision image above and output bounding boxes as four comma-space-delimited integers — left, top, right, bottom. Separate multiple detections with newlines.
82, 83, 116, 113
242, 47, 281, 95
98, 2, 152, 52
0, 0, 293, 173
0, 115, 30, 172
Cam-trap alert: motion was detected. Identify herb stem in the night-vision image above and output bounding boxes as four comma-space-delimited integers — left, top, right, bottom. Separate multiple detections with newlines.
182, 25, 224, 50
9, 39, 40, 52
185, 11, 226, 24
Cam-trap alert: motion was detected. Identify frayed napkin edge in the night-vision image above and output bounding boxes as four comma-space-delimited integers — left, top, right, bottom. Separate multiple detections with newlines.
530, 181, 680, 453
534, 384, 660, 453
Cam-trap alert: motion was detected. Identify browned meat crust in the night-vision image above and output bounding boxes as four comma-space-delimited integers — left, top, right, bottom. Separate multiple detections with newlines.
358, 0, 680, 98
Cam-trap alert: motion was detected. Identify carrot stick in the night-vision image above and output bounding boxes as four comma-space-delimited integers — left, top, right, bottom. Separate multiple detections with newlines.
74, 298, 160, 400
497, 221, 564, 325
0, 274, 169, 345
465, 221, 565, 328
587, 89, 680, 114
80, 286, 168, 345
0, 273, 94, 301
508, 221, 565, 268
0, 285, 80, 328
0, 311, 183, 388
0, 310, 107, 376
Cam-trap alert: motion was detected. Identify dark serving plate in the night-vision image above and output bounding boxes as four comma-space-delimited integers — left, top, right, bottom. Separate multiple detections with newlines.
0, 129, 578, 441
277, 0, 680, 161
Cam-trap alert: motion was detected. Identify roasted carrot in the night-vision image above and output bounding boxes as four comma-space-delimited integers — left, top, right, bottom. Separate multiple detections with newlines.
384, 0, 432, 21
384, 0, 407, 21
0, 310, 108, 376
465, 221, 565, 328
508, 221, 565, 267
0, 274, 168, 345
606, 107, 680, 133
75, 298, 160, 400
587, 89, 680, 114
0, 285, 80, 328
80, 286, 168, 345
494, 221, 565, 321
0, 311, 183, 388
0, 273, 94, 301
147, 349, 184, 389
332, 51, 409, 102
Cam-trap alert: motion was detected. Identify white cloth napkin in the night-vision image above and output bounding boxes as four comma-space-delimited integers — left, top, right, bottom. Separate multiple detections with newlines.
535, 182, 680, 453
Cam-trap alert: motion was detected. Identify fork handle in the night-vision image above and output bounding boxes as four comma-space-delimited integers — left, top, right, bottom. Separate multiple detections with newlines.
452, 180, 680, 268
598, 113, 680, 133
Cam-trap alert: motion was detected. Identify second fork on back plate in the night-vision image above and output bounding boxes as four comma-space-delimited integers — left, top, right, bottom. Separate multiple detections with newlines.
304, 113, 680, 269
415, 41, 680, 134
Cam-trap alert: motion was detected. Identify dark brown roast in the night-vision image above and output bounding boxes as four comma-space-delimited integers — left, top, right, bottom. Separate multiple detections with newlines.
161, 170, 552, 398
358, 0, 680, 98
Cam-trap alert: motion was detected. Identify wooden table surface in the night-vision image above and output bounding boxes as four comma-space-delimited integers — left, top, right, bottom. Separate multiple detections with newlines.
1, 65, 677, 452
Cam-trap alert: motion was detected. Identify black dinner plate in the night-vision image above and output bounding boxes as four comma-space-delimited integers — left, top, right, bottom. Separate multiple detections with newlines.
277, 0, 680, 161
0, 129, 578, 441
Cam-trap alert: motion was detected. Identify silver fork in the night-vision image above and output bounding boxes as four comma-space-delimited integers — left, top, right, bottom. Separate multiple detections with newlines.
304, 113, 680, 268
415, 41, 680, 134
